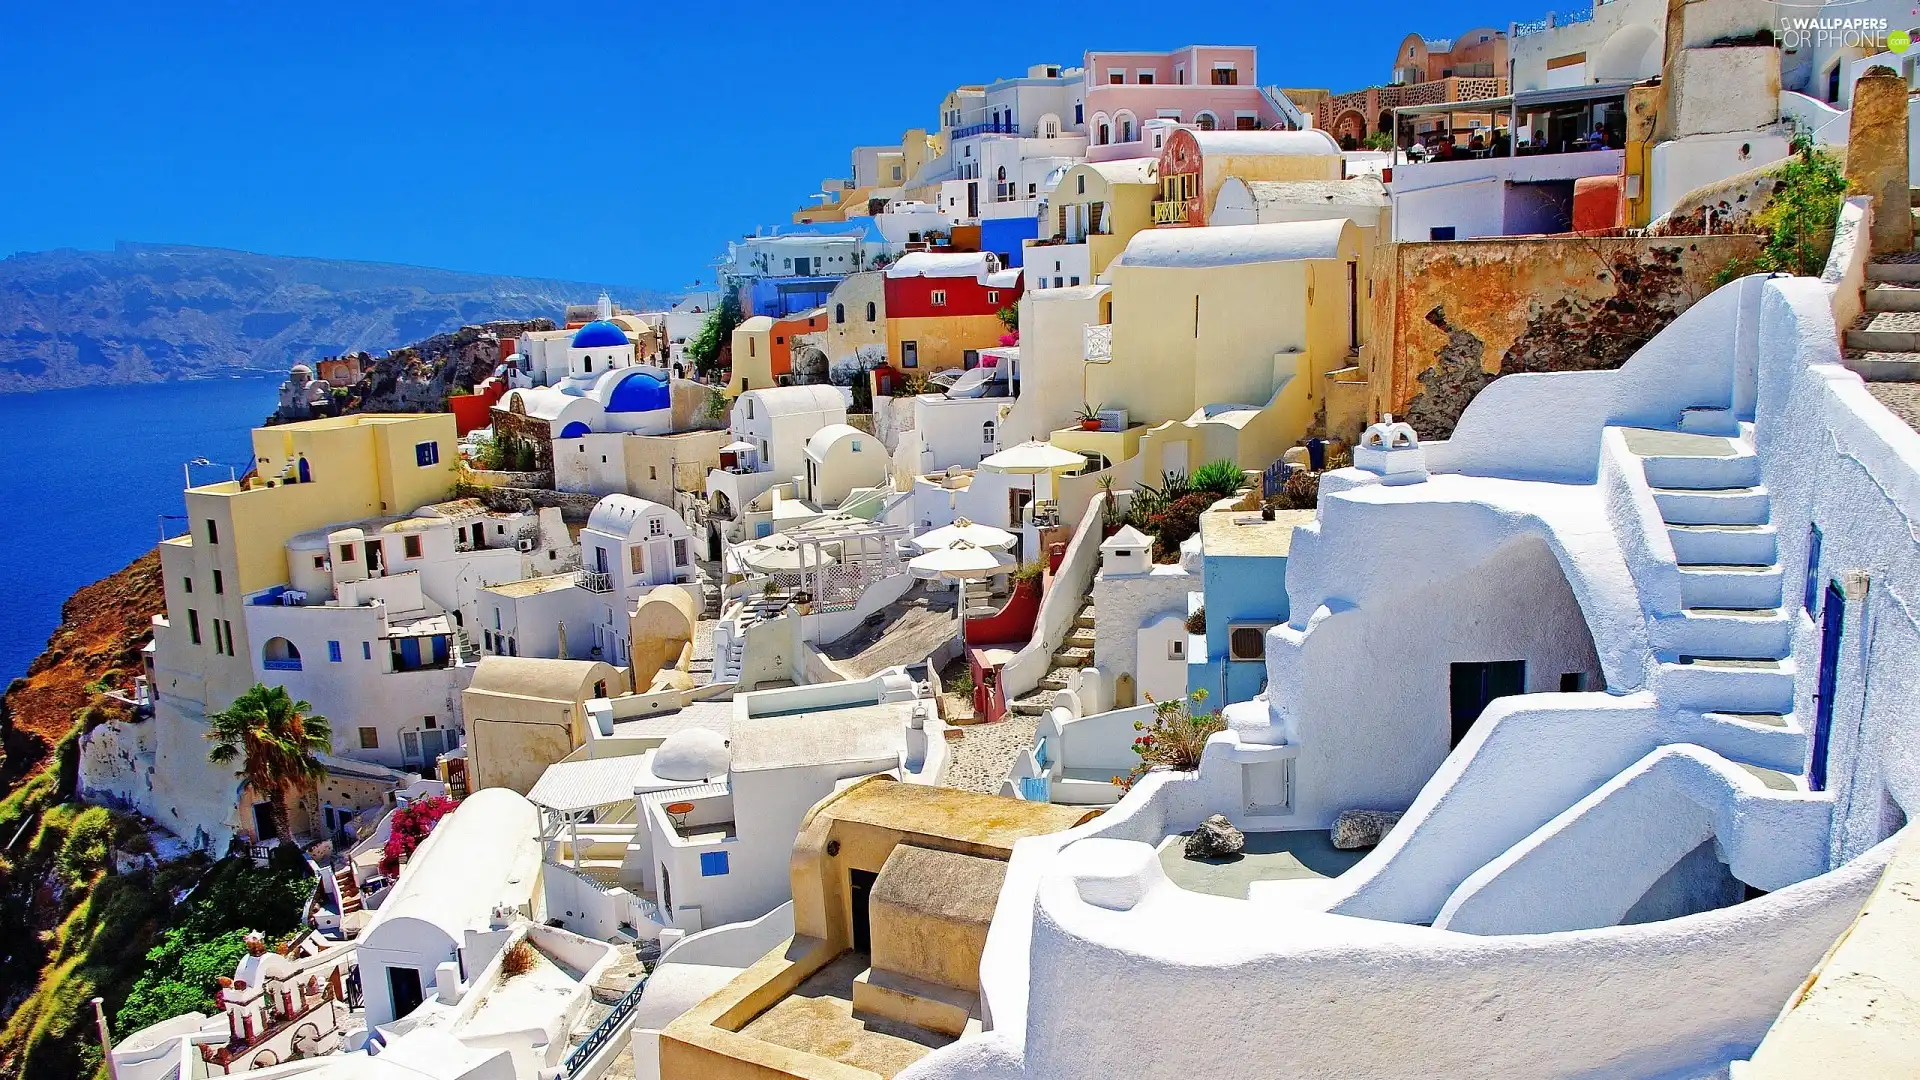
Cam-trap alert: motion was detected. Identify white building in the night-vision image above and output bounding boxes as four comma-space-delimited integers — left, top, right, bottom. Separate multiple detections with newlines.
900, 258, 1920, 1078
703, 385, 849, 543
526, 671, 947, 937
1510, 0, 1666, 93
356, 787, 545, 1029
1212, 176, 1390, 230
500, 320, 677, 439
573, 495, 698, 667
718, 233, 867, 281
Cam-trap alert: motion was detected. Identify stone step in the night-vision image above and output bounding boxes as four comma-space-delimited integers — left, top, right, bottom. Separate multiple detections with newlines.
1867, 259, 1920, 284
1678, 564, 1784, 609
1652, 486, 1771, 526
1010, 697, 1053, 716
1667, 523, 1777, 566
1677, 407, 1740, 436
1843, 350, 1920, 382
1737, 762, 1803, 792
1073, 613, 1097, 629
1657, 654, 1797, 715
1865, 282, 1920, 312
1651, 606, 1791, 659
1702, 709, 1797, 731
1050, 647, 1093, 668
1847, 311, 1920, 352
1063, 627, 1096, 649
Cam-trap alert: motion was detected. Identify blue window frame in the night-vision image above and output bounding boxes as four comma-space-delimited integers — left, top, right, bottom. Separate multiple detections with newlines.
699, 850, 730, 877
415, 441, 440, 467
328, 640, 343, 663
1803, 524, 1824, 616
362, 641, 373, 660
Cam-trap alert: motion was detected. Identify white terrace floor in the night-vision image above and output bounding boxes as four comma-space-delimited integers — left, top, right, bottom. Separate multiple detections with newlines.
1156, 830, 1371, 900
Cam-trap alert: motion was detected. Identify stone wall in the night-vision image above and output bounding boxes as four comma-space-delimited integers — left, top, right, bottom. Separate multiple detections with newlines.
1364, 234, 1762, 437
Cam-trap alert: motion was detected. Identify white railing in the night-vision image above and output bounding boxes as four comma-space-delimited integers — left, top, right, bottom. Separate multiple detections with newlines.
577, 569, 614, 593
1084, 324, 1112, 362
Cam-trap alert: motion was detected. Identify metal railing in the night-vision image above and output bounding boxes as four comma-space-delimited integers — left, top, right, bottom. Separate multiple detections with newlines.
1083, 324, 1113, 362
952, 119, 1020, 139
562, 975, 649, 1078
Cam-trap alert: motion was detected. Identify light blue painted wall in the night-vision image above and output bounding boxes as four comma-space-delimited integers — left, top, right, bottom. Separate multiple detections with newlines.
1188, 549, 1289, 705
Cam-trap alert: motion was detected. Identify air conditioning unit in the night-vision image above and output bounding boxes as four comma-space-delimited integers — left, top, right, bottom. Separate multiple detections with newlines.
1096, 408, 1128, 433
516, 537, 537, 553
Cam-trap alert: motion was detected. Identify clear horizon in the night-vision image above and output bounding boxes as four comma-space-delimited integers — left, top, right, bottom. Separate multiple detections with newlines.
0, 0, 1526, 290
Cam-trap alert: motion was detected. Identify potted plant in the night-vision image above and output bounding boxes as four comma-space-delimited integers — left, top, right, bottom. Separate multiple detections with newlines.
1076, 403, 1104, 431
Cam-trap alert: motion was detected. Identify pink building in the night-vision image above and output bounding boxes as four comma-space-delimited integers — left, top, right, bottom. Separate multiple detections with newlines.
1082, 45, 1298, 162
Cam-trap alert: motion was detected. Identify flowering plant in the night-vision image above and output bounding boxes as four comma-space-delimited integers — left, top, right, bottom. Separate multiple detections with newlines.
1114, 689, 1225, 792
379, 795, 456, 877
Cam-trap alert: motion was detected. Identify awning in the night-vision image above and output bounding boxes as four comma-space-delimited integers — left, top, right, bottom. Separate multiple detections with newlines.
526, 754, 656, 814
1392, 80, 1639, 119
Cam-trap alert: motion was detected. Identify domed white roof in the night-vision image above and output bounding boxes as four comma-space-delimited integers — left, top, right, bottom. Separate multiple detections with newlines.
653, 728, 730, 782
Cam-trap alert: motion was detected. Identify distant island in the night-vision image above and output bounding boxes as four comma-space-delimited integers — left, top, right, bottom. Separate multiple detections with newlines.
0, 241, 678, 393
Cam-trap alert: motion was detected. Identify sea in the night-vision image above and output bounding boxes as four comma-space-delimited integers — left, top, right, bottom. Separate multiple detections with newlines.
0, 376, 278, 686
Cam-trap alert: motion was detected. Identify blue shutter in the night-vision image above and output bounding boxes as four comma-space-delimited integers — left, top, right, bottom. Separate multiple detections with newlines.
699, 850, 730, 877
328, 641, 342, 663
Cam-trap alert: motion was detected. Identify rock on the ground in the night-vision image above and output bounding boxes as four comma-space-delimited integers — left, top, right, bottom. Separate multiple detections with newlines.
1332, 809, 1404, 850
1184, 814, 1246, 859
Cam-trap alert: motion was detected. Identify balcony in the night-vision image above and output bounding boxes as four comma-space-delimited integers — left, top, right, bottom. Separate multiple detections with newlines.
951, 119, 1021, 140
577, 569, 615, 593
1152, 197, 1196, 225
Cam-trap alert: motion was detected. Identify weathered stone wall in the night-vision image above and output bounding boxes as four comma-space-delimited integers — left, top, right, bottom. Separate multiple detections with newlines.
1364, 233, 1763, 437
1846, 70, 1913, 257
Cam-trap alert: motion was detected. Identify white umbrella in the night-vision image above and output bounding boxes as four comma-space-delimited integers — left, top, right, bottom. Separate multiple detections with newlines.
734, 534, 837, 573
913, 518, 1017, 551
719, 441, 758, 453
980, 440, 1085, 473
909, 540, 1015, 580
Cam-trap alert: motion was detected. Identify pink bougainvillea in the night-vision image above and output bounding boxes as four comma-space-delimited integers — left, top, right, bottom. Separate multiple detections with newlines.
378, 795, 456, 878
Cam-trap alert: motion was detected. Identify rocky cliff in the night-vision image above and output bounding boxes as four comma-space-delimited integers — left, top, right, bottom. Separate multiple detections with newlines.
0, 242, 673, 394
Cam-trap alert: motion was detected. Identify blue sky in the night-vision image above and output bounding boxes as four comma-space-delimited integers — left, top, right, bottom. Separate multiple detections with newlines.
0, 0, 1525, 290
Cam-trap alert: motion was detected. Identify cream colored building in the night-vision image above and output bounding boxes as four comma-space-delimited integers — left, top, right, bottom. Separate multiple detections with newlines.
816, 272, 888, 367
801, 424, 888, 509
1025, 159, 1158, 289
1073, 219, 1370, 476
463, 656, 628, 795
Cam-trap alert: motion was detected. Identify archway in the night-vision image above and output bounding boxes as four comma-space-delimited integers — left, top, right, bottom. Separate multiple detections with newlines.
793, 346, 829, 384
262, 637, 302, 670
1593, 24, 1661, 83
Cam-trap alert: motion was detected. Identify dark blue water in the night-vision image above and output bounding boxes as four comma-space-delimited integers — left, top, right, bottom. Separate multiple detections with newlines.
0, 377, 277, 684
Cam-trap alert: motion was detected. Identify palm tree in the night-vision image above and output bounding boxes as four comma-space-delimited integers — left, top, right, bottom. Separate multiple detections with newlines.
206, 684, 332, 845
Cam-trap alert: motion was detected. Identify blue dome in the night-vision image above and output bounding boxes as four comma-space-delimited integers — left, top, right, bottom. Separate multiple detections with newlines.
571, 320, 630, 349
606, 369, 670, 414
559, 421, 593, 439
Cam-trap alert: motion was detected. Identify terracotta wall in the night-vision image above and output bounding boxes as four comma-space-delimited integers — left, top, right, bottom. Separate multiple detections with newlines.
1364, 234, 1762, 437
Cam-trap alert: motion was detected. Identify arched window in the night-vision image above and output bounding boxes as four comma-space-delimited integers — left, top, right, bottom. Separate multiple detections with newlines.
835, 303, 845, 324
1118, 112, 1136, 142
262, 637, 302, 671
1196, 111, 1217, 131
866, 301, 876, 321
982, 420, 997, 446
1099, 123, 1110, 144
997, 166, 1007, 181
584, 357, 593, 372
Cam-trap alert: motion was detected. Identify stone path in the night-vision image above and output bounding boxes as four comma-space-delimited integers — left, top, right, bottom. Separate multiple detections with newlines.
941, 713, 1038, 795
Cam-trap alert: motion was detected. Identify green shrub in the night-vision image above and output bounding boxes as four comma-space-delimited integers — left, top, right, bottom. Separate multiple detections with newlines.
1715, 143, 1850, 285
1189, 459, 1244, 496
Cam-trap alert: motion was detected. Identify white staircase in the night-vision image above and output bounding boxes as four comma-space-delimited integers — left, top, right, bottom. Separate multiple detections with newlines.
1624, 426, 1804, 788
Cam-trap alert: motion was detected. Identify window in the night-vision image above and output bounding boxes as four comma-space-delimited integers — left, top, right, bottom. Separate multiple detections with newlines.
1804, 524, 1824, 616
775, 335, 784, 345
630, 545, 645, 574
675, 538, 688, 565
700, 850, 730, 877
183, 576, 193, 594
988, 290, 1000, 304
931, 289, 947, 306
1560, 672, 1588, 692
1098, 123, 1110, 145
212, 569, 222, 594
835, 303, 845, 323
1228, 625, 1267, 661
188, 609, 202, 646
402, 534, 422, 559
1430, 226, 1457, 241
339, 543, 356, 562
1137, 70, 1155, 84
414, 441, 439, 467
745, 399, 754, 419
648, 517, 664, 536
359, 727, 379, 750
1196, 111, 1218, 131
983, 420, 997, 445
1212, 66, 1239, 85
1074, 102, 1083, 124
328, 640, 343, 663
1077, 175, 1086, 195
852, 440, 862, 452
363, 640, 373, 660
1168, 638, 1186, 660
206, 519, 219, 544
312, 555, 326, 570
1070, 276, 1081, 286
649, 465, 657, 480
902, 341, 919, 368
1109, 69, 1125, 84
865, 301, 876, 321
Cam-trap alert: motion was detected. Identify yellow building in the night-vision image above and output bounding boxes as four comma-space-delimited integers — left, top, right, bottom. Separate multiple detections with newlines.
818, 272, 887, 365
461, 656, 628, 794
658, 777, 1087, 1080
794, 129, 941, 224
1070, 218, 1370, 476
884, 252, 1020, 376
155, 414, 460, 711
725, 316, 777, 397
1024, 159, 1158, 283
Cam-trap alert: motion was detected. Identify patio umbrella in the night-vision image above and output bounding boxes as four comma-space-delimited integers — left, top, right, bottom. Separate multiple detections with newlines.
733, 534, 837, 574
913, 518, 1017, 551
980, 441, 1085, 472
908, 539, 1015, 580
719, 440, 758, 453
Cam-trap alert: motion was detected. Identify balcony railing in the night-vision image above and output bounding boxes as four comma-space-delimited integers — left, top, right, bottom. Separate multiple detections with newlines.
1084, 324, 1113, 362
576, 570, 614, 593
952, 119, 1021, 139
1151, 197, 1196, 225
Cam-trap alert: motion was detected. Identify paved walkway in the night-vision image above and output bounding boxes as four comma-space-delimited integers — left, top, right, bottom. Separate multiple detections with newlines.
1868, 382, 1920, 434
942, 713, 1038, 795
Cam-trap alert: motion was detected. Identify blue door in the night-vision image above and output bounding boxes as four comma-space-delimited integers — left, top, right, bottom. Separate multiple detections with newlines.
756, 522, 773, 539
1810, 581, 1844, 792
